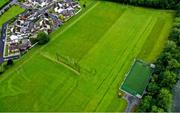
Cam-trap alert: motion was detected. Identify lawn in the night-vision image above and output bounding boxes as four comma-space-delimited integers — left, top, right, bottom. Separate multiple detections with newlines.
0, 0, 8, 9
0, 5, 25, 27
0, 1, 174, 112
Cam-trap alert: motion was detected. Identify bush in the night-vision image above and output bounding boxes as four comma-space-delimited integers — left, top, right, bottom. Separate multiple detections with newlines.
7, 60, 13, 66
37, 32, 50, 45
83, 4, 86, 8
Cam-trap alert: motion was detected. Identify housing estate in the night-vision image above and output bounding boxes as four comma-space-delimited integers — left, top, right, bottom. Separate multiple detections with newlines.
1, 0, 81, 61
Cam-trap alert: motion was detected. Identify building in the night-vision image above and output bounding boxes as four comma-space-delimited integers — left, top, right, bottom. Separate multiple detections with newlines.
28, 0, 55, 7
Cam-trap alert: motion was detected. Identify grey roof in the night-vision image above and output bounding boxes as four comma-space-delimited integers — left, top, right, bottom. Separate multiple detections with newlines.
29, 0, 53, 4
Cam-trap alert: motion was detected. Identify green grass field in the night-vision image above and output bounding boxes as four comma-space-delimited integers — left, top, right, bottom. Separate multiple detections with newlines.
121, 60, 152, 98
0, 0, 8, 9
0, 5, 25, 27
0, 1, 174, 112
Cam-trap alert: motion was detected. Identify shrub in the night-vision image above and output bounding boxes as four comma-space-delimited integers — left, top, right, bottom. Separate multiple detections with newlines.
7, 60, 13, 66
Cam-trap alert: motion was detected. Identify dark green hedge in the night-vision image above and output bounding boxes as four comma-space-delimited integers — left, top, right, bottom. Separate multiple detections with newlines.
102, 0, 180, 9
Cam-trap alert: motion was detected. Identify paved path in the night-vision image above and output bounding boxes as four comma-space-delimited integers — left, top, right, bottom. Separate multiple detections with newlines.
124, 94, 139, 113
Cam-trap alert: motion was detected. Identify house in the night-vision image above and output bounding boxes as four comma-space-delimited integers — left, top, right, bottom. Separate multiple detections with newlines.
54, 1, 75, 17
19, 39, 31, 51
9, 43, 19, 53
3, 0, 81, 58
28, 0, 55, 7
9, 35, 20, 43
39, 17, 51, 33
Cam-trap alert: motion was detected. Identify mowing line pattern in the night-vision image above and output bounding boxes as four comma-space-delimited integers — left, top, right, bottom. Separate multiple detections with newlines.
0, 1, 174, 112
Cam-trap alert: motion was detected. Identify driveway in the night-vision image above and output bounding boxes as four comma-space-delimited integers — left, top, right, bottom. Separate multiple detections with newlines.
124, 94, 140, 113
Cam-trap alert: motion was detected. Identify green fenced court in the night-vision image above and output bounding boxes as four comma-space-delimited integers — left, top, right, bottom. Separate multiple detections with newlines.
121, 60, 152, 98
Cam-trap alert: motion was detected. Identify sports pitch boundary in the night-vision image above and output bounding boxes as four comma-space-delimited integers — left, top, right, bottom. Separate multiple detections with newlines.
120, 59, 153, 98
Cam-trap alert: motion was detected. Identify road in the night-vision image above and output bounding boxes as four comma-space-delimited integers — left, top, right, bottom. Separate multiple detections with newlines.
0, 22, 8, 64
0, 0, 16, 15
172, 80, 180, 112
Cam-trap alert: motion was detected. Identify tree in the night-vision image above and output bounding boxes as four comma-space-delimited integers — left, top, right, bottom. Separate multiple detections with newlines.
167, 58, 180, 70
18, 0, 26, 2
59, 14, 65, 21
165, 41, 177, 52
83, 1, 86, 8
160, 70, 177, 89
176, 3, 180, 16
138, 95, 153, 112
169, 28, 180, 41
151, 105, 164, 112
37, 32, 49, 45
104, 0, 177, 9
157, 88, 172, 111
156, 52, 172, 70
7, 60, 13, 66
147, 82, 160, 95
83, 4, 86, 8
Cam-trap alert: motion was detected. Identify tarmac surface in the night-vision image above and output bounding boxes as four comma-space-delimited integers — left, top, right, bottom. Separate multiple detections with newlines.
0, 23, 8, 64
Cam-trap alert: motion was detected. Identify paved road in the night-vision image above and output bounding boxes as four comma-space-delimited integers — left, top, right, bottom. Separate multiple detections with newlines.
0, 22, 8, 64
0, 22, 21, 62
0, 0, 16, 15
14, 0, 31, 9
172, 80, 180, 112
0, 0, 30, 15
4, 54, 20, 61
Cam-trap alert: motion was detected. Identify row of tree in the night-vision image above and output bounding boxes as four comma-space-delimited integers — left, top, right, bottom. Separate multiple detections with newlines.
138, 10, 180, 112
103, 0, 180, 9
17, 0, 26, 3
0, 1, 10, 10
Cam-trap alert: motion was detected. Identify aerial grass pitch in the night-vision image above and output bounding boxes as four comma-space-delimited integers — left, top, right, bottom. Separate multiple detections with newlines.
121, 60, 152, 98
0, 5, 25, 27
0, 1, 174, 112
